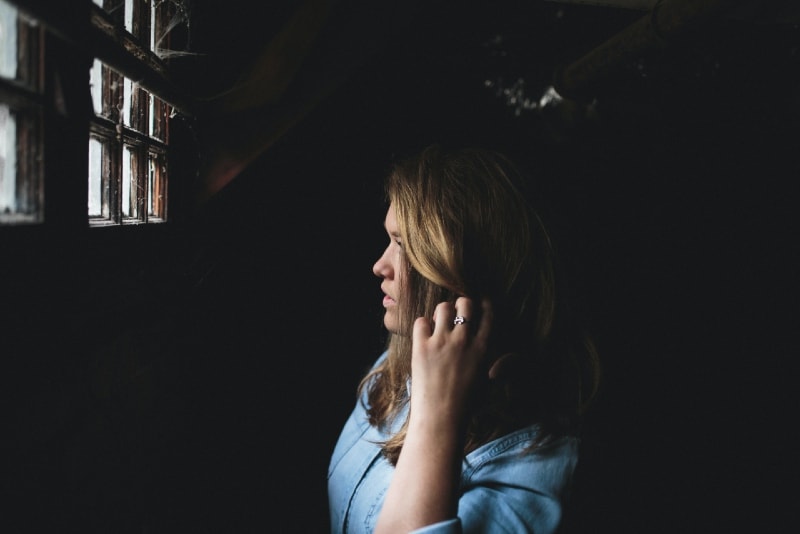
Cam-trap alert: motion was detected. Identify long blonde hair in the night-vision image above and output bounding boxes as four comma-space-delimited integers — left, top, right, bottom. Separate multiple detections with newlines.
359, 145, 600, 465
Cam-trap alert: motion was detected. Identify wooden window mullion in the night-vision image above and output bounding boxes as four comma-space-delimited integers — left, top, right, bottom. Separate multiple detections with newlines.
131, 83, 147, 132
109, 137, 122, 223
130, 0, 150, 48
15, 105, 41, 215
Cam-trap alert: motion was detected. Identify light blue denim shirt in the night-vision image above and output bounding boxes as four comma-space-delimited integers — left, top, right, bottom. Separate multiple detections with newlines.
328, 351, 580, 534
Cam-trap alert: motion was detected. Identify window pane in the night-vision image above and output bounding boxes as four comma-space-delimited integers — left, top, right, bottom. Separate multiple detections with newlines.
148, 152, 165, 219
148, 93, 154, 136
0, 103, 17, 213
95, 1, 125, 24
122, 144, 133, 217
0, 0, 17, 80
98, 61, 123, 121
149, 93, 168, 141
87, 137, 103, 217
90, 59, 103, 115
125, 0, 134, 33
0, 103, 42, 224
150, 1, 156, 50
123, 76, 132, 126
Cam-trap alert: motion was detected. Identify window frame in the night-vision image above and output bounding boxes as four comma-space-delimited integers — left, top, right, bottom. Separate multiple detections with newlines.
0, 0, 195, 229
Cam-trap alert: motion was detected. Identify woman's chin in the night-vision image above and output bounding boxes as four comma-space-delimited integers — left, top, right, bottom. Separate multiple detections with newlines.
383, 319, 399, 335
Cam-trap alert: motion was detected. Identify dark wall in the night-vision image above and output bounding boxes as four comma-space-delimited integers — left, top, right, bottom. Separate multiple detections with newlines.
3, 4, 797, 533
170, 12, 797, 531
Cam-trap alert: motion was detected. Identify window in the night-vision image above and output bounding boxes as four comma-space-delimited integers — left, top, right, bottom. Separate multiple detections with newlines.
0, 0, 43, 224
87, 59, 171, 225
0, 0, 194, 227
88, 0, 177, 226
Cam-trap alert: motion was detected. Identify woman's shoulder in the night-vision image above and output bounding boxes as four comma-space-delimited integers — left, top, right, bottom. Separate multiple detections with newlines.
471, 424, 578, 458
463, 425, 580, 491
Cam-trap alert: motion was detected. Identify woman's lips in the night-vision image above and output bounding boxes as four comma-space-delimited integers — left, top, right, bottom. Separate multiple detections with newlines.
382, 295, 396, 307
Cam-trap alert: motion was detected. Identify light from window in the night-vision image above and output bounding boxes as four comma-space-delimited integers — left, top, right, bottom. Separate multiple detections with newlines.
0, 1, 13, 216
149, 2, 156, 50
0, 104, 17, 214
124, 0, 133, 33
90, 58, 103, 115
122, 144, 133, 217
87, 137, 103, 217
1, 0, 17, 79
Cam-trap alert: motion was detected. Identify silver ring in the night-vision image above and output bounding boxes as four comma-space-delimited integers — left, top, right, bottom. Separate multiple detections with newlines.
453, 316, 468, 325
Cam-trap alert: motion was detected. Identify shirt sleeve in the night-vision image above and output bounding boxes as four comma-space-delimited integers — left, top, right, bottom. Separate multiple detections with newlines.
454, 484, 564, 533
413, 432, 579, 534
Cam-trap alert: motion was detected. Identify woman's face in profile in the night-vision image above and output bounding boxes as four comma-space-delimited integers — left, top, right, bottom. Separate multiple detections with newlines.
373, 203, 407, 335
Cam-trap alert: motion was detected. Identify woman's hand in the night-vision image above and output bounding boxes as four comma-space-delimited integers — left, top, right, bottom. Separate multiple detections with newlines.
409, 296, 493, 425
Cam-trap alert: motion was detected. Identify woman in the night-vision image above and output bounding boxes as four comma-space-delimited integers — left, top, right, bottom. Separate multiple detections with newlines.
328, 144, 600, 533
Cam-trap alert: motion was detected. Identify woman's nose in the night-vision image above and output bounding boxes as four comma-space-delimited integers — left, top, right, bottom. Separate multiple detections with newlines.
373, 247, 391, 278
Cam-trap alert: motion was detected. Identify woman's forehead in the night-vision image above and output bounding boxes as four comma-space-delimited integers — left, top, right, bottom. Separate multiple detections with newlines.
384, 203, 397, 228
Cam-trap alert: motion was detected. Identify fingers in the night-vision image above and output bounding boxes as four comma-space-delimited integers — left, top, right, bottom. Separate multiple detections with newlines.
413, 315, 433, 340
429, 297, 473, 334
421, 297, 489, 336
449, 297, 474, 332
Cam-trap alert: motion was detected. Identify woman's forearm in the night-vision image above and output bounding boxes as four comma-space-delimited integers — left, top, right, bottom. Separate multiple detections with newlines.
374, 414, 464, 533
376, 298, 490, 533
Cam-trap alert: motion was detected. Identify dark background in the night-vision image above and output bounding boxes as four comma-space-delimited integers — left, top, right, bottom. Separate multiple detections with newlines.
3, 1, 798, 532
